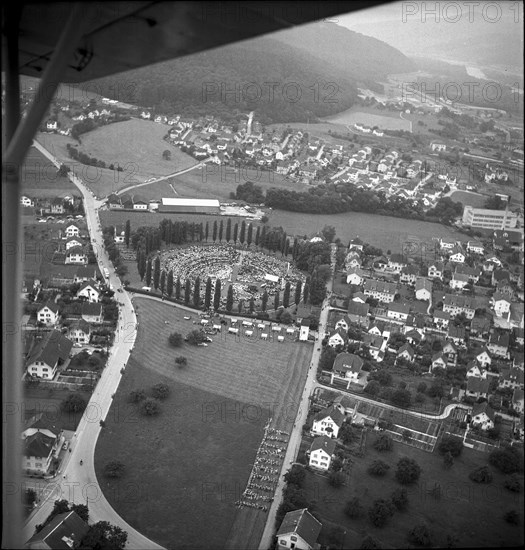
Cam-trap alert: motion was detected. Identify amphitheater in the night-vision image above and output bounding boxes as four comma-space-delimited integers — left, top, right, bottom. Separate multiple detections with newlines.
161, 244, 306, 303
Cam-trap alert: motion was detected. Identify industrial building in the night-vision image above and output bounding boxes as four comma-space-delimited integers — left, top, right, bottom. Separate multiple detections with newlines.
158, 198, 221, 214
462, 205, 518, 230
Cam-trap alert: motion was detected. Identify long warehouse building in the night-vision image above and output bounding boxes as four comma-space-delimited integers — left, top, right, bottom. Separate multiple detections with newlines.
158, 198, 221, 214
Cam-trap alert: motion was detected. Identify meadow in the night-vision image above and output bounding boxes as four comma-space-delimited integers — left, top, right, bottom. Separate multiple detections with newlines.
322, 106, 411, 131
95, 297, 313, 549
303, 432, 524, 549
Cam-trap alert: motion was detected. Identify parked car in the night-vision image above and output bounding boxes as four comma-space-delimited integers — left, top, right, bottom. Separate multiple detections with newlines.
197, 342, 208, 347
184, 316, 191, 320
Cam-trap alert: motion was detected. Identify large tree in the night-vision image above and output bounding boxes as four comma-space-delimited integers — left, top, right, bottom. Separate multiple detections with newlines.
159, 270, 166, 295
226, 285, 234, 312
283, 281, 291, 309
233, 222, 239, 244
294, 281, 302, 305
254, 226, 260, 247
395, 457, 421, 485
193, 276, 201, 308
213, 279, 222, 310
204, 277, 212, 309
219, 219, 224, 242
175, 276, 181, 300
166, 270, 174, 297
225, 218, 232, 242
274, 290, 280, 311
261, 290, 268, 311
79, 521, 127, 550
205, 221, 209, 242
145, 258, 152, 286
153, 257, 161, 290
124, 219, 131, 247
184, 279, 191, 304
247, 223, 253, 247
212, 220, 218, 242
239, 220, 246, 244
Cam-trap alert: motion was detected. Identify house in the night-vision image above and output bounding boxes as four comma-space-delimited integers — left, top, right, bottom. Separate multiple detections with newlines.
332, 352, 363, 382
64, 236, 83, 251
309, 436, 336, 471
470, 315, 491, 338
25, 510, 89, 549
386, 253, 407, 273
467, 361, 486, 379
351, 291, 367, 304
442, 341, 459, 366
113, 224, 126, 243
25, 330, 73, 380
512, 388, 524, 414
67, 319, 91, 344
64, 223, 79, 238
334, 315, 352, 332
487, 331, 510, 358
439, 238, 457, 251
81, 302, 103, 324
328, 328, 349, 348
499, 366, 524, 390
348, 238, 364, 252
447, 325, 465, 347
455, 265, 481, 284
396, 343, 415, 363
299, 319, 310, 341
443, 294, 475, 319
449, 272, 470, 291
449, 248, 466, 264
491, 292, 511, 318
431, 352, 447, 372
21, 195, 34, 207
467, 241, 485, 255
74, 266, 97, 283
107, 193, 123, 209
492, 269, 511, 288
405, 328, 423, 345
470, 402, 495, 430
483, 257, 502, 272
362, 334, 386, 362
400, 265, 420, 285
22, 412, 63, 475
428, 261, 444, 280
311, 406, 345, 438
363, 279, 397, 303
76, 280, 100, 303
433, 309, 451, 329
132, 194, 148, 210
332, 394, 355, 417
415, 278, 432, 301
277, 508, 322, 550
37, 302, 60, 326
64, 246, 88, 265
466, 376, 491, 400
387, 302, 410, 322
344, 251, 362, 270
346, 266, 366, 286
347, 301, 370, 326
510, 302, 524, 329
476, 348, 492, 368
50, 197, 65, 214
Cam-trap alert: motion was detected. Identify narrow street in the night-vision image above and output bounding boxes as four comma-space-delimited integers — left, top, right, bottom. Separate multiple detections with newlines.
26, 141, 164, 549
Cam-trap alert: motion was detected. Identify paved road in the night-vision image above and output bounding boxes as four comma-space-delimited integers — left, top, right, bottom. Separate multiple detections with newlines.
27, 141, 164, 549
258, 244, 337, 550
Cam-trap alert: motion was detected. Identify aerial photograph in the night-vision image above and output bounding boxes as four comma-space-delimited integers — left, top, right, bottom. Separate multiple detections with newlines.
3, 1, 524, 549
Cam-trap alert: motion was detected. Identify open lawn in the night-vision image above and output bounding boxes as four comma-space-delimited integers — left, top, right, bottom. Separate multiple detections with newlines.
268, 210, 469, 253
302, 433, 524, 549
95, 297, 313, 549
21, 146, 79, 198
322, 106, 411, 131
449, 191, 488, 208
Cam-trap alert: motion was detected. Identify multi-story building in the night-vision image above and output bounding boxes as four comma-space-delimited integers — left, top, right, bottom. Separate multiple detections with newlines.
462, 205, 518, 230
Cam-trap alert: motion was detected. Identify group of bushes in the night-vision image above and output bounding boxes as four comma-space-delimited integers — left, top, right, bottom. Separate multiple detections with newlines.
127, 383, 171, 416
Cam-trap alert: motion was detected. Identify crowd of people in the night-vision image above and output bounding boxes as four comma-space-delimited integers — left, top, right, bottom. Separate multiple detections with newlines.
236, 423, 290, 512
161, 244, 306, 305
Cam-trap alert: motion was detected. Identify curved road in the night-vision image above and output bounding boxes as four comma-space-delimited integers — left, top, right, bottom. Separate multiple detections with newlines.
28, 141, 164, 549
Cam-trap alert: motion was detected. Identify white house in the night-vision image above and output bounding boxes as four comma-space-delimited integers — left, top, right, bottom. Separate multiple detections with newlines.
21, 196, 34, 207
299, 319, 310, 341
65, 237, 83, 251
64, 224, 80, 238
387, 302, 410, 322
331, 352, 363, 384
25, 330, 73, 380
346, 267, 366, 286
65, 246, 88, 265
309, 436, 336, 471
415, 278, 432, 301
467, 241, 485, 255
76, 280, 100, 303
449, 272, 470, 291
81, 302, 103, 324
328, 328, 348, 348
67, 320, 91, 344
512, 388, 524, 414
470, 402, 495, 431
311, 406, 345, 439
476, 348, 492, 368
277, 508, 322, 550
491, 292, 512, 318
37, 302, 60, 326
22, 413, 63, 476
428, 261, 444, 280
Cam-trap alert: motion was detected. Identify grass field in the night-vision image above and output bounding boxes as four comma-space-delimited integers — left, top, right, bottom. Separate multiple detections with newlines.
302, 432, 524, 549
323, 106, 411, 131
21, 146, 79, 198
95, 297, 313, 549
449, 191, 488, 208
268, 210, 468, 253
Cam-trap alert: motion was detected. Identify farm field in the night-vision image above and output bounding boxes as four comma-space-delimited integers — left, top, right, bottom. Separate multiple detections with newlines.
20, 146, 79, 198
322, 106, 411, 131
95, 297, 313, 549
302, 433, 524, 549
268, 209, 469, 253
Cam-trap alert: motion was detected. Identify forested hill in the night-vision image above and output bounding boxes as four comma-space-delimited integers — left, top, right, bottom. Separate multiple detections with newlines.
88, 23, 414, 123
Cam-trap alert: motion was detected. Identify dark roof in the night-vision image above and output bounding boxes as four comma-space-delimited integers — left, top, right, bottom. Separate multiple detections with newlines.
447, 324, 465, 339
364, 279, 397, 294
401, 264, 419, 276
434, 309, 450, 320
26, 511, 89, 549
443, 294, 475, 309
75, 266, 96, 278
24, 412, 61, 436
25, 330, 73, 369
38, 301, 59, 314
78, 279, 99, 292
314, 405, 345, 427
310, 435, 337, 456
333, 352, 363, 373
489, 331, 510, 348
471, 401, 495, 420
69, 319, 91, 333
467, 376, 491, 394
388, 302, 410, 314
23, 431, 55, 459
81, 302, 103, 316
389, 253, 406, 264
277, 508, 322, 547
397, 343, 414, 357
347, 301, 369, 317
329, 328, 348, 343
